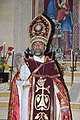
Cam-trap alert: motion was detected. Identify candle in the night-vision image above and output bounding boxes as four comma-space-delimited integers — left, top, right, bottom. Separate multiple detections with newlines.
71, 49, 73, 67
12, 49, 14, 70
10, 49, 14, 86
3, 42, 6, 57
74, 56, 77, 70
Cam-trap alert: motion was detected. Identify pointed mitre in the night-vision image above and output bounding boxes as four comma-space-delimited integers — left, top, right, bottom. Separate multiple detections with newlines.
29, 14, 52, 45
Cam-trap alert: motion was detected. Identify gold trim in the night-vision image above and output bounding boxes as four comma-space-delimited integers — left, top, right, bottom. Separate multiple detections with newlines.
31, 36, 48, 45
29, 14, 52, 45
32, 73, 60, 79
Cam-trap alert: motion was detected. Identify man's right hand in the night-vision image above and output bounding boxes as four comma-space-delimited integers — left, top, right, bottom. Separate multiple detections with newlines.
16, 71, 21, 81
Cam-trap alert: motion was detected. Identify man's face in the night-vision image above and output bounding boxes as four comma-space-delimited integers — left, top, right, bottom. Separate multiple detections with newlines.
32, 41, 46, 56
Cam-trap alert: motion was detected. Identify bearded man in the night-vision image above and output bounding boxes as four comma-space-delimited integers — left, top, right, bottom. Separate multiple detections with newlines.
8, 14, 72, 120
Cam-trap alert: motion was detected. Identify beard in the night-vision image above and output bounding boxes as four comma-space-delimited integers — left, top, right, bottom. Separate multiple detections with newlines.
32, 49, 45, 56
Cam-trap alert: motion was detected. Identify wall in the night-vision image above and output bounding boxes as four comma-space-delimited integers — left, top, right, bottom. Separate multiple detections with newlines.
0, 0, 32, 53
0, 0, 80, 52
14, 0, 32, 52
0, 0, 14, 48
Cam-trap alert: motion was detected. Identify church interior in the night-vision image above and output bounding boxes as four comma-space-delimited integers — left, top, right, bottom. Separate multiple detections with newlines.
0, 0, 80, 119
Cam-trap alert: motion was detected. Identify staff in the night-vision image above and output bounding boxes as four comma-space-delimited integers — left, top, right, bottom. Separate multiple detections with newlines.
10, 49, 14, 87
71, 49, 73, 67
71, 49, 74, 85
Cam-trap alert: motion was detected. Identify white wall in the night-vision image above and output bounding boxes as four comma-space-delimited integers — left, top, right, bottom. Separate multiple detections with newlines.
0, 0, 32, 53
14, 0, 32, 52
0, 0, 14, 48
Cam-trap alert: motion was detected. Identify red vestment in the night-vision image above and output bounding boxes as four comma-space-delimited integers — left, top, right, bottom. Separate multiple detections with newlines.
8, 74, 20, 120
8, 58, 72, 120
27, 58, 72, 120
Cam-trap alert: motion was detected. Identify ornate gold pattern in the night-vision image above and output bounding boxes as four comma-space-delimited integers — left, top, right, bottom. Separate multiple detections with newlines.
35, 77, 50, 111
35, 112, 48, 120
29, 14, 51, 45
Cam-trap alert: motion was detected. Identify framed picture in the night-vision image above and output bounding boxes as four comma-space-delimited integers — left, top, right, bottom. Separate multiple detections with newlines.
32, 0, 80, 60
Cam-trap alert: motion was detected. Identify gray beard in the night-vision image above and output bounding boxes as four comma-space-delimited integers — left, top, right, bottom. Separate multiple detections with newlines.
31, 49, 45, 56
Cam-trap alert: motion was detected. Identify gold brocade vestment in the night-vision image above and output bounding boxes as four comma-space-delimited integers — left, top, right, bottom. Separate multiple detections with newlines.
27, 58, 72, 120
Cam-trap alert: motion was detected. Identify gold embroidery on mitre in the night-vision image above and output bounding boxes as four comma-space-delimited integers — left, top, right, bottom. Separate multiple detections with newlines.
29, 14, 51, 45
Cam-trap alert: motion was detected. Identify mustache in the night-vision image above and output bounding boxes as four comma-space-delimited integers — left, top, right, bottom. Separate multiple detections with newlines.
31, 49, 45, 55
24, 48, 46, 57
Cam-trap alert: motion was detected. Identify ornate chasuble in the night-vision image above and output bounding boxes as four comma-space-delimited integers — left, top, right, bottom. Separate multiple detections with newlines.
27, 58, 72, 120
8, 58, 72, 120
31, 75, 54, 120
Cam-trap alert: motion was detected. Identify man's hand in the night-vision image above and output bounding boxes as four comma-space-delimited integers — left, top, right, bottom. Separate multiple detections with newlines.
16, 71, 21, 81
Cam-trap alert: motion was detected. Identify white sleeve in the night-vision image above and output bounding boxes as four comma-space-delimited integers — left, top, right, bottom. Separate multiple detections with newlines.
20, 64, 31, 81
16, 64, 31, 86
54, 82, 59, 93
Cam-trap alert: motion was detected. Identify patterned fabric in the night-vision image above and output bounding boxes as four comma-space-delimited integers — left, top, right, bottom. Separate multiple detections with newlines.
8, 74, 20, 120
8, 57, 72, 120
29, 14, 51, 45
27, 58, 72, 120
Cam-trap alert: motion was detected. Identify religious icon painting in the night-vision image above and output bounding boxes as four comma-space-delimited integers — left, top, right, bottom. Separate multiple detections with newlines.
32, 0, 80, 61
